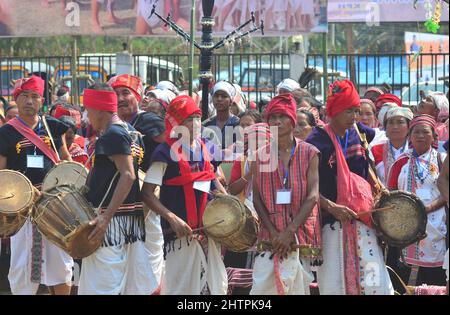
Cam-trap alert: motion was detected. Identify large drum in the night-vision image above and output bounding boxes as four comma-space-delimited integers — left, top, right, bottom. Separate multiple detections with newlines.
0, 170, 37, 238
32, 185, 101, 259
42, 161, 88, 192
202, 194, 260, 252
372, 190, 427, 248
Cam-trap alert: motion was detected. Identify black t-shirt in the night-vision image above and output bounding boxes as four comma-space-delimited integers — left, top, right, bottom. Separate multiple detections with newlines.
86, 123, 144, 214
131, 111, 165, 172
0, 116, 68, 186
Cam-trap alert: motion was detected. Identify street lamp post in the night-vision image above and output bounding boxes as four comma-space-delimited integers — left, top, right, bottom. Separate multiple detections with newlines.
150, 0, 264, 121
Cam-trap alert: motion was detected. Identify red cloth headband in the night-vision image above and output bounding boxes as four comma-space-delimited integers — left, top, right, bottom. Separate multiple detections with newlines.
410, 114, 437, 131
13, 76, 45, 101
83, 89, 118, 112
165, 95, 201, 144
264, 93, 297, 127
108, 74, 143, 102
326, 79, 360, 118
375, 94, 402, 111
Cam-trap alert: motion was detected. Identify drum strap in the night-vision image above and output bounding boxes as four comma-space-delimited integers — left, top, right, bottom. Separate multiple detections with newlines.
407, 265, 420, 287
7, 117, 60, 164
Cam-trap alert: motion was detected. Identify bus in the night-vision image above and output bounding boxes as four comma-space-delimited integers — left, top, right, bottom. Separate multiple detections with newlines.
0, 61, 54, 104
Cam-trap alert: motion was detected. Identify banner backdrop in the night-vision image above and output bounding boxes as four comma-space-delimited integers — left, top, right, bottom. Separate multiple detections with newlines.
0, 0, 327, 37
328, 0, 449, 23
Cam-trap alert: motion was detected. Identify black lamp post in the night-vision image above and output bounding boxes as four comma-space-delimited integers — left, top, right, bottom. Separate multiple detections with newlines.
150, 0, 264, 121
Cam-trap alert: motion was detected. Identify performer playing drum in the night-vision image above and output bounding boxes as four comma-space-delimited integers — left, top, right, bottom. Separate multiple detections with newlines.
0, 76, 73, 295
306, 79, 394, 295
251, 94, 322, 295
77, 84, 153, 295
141, 95, 228, 295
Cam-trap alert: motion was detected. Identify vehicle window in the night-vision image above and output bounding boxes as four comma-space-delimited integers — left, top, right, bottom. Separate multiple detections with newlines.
1, 69, 26, 91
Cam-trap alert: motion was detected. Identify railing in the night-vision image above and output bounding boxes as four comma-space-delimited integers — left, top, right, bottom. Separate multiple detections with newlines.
1, 52, 448, 107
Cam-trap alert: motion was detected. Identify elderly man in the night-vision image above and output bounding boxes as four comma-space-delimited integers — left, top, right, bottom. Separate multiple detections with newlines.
0, 76, 73, 295
108, 74, 165, 294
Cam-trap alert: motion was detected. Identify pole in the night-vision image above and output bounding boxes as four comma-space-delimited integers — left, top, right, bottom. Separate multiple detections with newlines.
188, 0, 196, 97
71, 37, 79, 107
322, 32, 328, 103
200, 0, 215, 121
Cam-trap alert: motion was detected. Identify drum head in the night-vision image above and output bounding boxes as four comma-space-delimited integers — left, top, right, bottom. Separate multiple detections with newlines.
203, 195, 245, 238
0, 170, 34, 214
42, 161, 88, 192
373, 190, 427, 248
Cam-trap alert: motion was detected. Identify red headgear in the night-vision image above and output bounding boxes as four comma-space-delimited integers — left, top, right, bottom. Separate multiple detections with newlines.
326, 79, 360, 119
108, 74, 143, 102
375, 94, 402, 112
165, 95, 201, 144
83, 89, 118, 112
264, 94, 297, 127
54, 105, 82, 129
13, 76, 45, 101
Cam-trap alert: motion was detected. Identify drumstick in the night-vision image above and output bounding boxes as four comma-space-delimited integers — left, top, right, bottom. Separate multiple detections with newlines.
162, 219, 225, 236
357, 204, 396, 217
192, 219, 225, 232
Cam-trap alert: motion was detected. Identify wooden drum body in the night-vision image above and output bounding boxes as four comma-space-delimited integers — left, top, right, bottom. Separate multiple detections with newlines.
32, 185, 101, 259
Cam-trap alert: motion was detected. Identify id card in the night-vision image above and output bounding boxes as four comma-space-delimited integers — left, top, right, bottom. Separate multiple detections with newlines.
193, 181, 211, 193
27, 155, 44, 169
276, 189, 292, 205
416, 188, 432, 202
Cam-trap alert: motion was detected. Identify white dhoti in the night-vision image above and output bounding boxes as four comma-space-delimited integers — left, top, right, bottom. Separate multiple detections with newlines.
317, 222, 394, 295
144, 210, 165, 294
78, 240, 153, 295
8, 219, 73, 295
161, 236, 228, 295
250, 250, 313, 295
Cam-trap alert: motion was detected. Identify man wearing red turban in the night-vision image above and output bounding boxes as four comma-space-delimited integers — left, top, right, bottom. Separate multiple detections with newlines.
12, 75, 45, 101
141, 95, 229, 295
78, 83, 153, 295
307, 79, 394, 295
0, 75, 73, 295
108, 75, 167, 294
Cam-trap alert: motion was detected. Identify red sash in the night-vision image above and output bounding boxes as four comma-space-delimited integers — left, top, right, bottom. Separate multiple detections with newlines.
324, 124, 374, 295
163, 140, 216, 229
7, 117, 60, 165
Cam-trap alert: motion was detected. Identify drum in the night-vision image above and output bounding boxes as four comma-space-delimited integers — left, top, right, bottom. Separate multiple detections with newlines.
32, 185, 101, 259
0, 170, 37, 238
372, 190, 427, 248
42, 161, 88, 192
202, 194, 260, 252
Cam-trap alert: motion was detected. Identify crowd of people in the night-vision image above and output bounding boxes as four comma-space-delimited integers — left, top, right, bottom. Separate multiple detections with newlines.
0, 72, 448, 295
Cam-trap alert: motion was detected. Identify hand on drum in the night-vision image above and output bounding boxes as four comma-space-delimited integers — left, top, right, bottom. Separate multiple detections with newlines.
271, 229, 295, 260
168, 214, 193, 239
328, 203, 358, 223
88, 214, 110, 244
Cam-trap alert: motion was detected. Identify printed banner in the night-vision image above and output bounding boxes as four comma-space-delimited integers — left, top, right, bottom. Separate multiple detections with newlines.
328, 0, 449, 23
0, 0, 327, 37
